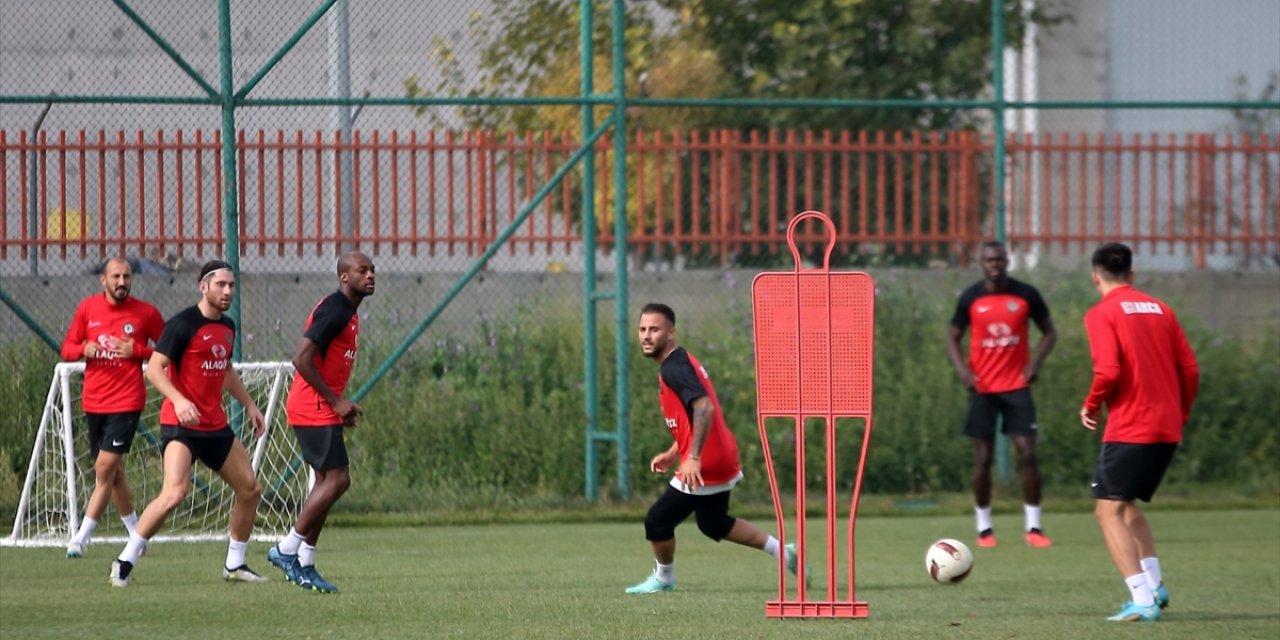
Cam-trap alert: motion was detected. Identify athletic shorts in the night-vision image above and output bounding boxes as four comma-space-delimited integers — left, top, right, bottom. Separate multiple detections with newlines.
292, 425, 349, 470
964, 387, 1038, 440
643, 485, 736, 542
87, 411, 141, 457
1091, 442, 1178, 503
161, 425, 236, 472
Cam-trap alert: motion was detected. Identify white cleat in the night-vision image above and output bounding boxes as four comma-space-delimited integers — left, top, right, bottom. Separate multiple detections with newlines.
66, 541, 84, 559
109, 559, 133, 587
222, 564, 270, 583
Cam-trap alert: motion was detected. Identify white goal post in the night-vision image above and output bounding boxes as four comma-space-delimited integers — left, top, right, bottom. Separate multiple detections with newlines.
3, 361, 311, 548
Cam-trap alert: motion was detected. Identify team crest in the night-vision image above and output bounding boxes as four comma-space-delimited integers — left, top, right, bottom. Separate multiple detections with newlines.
1007, 301, 1019, 312
123, 323, 135, 335
212, 344, 228, 360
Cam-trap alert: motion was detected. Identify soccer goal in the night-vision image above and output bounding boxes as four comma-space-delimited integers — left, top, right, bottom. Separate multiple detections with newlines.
3, 361, 310, 548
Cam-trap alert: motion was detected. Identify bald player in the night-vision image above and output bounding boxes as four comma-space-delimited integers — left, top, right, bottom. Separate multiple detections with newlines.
267, 252, 375, 594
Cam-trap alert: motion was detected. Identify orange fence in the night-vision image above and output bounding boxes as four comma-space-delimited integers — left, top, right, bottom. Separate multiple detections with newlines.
2, 128, 1276, 270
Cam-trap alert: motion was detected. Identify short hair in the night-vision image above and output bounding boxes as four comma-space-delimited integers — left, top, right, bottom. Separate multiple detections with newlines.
1091, 242, 1133, 280
981, 240, 1005, 252
199, 259, 234, 282
640, 302, 675, 326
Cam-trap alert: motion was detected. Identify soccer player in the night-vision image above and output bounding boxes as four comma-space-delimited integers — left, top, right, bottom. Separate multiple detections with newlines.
625, 303, 803, 594
267, 251, 375, 594
109, 260, 268, 587
60, 256, 164, 558
1080, 243, 1199, 623
945, 241, 1058, 548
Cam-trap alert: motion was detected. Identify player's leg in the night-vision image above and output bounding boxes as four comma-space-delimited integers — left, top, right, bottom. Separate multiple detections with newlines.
625, 486, 695, 593
963, 393, 998, 546
110, 435, 194, 587
271, 426, 349, 592
1125, 443, 1178, 609
211, 438, 268, 582
1005, 389, 1049, 546
1092, 443, 1160, 621
711, 492, 807, 585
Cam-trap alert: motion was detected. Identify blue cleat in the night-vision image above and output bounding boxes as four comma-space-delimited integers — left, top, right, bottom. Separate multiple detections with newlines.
624, 574, 675, 594
267, 546, 302, 585
1154, 583, 1169, 609
783, 543, 812, 589
1106, 600, 1161, 622
298, 565, 339, 594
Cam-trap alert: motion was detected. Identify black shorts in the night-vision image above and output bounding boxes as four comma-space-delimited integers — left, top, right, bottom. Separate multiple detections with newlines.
1092, 442, 1178, 502
161, 425, 236, 472
643, 485, 736, 542
964, 387, 1038, 440
87, 412, 141, 457
292, 425, 349, 470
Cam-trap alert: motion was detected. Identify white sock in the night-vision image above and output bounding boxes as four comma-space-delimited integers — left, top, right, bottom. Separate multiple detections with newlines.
277, 529, 306, 556
763, 536, 781, 559
1140, 556, 1163, 589
975, 506, 993, 533
73, 516, 98, 545
1126, 572, 1155, 606
118, 531, 148, 565
299, 543, 316, 568
120, 512, 139, 536
1024, 504, 1042, 532
654, 560, 675, 585
225, 538, 248, 569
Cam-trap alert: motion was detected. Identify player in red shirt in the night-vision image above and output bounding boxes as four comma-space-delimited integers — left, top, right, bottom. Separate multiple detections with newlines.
625, 303, 804, 594
108, 260, 268, 588
946, 242, 1058, 548
60, 257, 164, 558
1080, 243, 1199, 623
267, 251, 375, 594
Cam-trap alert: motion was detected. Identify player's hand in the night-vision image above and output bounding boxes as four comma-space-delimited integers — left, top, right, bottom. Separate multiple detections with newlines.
84, 340, 99, 358
957, 368, 979, 392
1080, 406, 1099, 431
174, 398, 200, 426
650, 450, 677, 474
678, 458, 704, 492
247, 406, 266, 438
108, 336, 135, 359
1022, 363, 1039, 385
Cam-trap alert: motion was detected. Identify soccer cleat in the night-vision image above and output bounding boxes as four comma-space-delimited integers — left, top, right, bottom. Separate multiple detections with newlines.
66, 541, 84, 559
267, 546, 303, 585
223, 564, 270, 583
976, 529, 997, 548
1107, 600, 1161, 622
297, 565, 339, 594
783, 543, 812, 589
1025, 528, 1053, 548
624, 574, 675, 594
1154, 583, 1169, 609
109, 559, 133, 587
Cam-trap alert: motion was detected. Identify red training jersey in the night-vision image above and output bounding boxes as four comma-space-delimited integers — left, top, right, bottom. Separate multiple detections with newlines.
950, 278, 1051, 394
61, 293, 164, 413
1082, 285, 1199, 444
286, 292, 361, 426
657, 348, 741, 486
154, 305, 237, 432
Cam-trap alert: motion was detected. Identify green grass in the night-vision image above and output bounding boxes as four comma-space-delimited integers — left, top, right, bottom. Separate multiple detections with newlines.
2, 509, 1277, 639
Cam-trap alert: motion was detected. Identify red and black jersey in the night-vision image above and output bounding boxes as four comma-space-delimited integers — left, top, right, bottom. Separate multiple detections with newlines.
154, 305, 237, 432
950, 278, 1051, 394
286, 292, 360, 426
60, 294, 164, 413
657, 348, 741, 486
1083, 285, 1200, 444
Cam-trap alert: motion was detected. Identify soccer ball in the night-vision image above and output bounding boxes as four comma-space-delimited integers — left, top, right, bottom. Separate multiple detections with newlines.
925, 538, 973, 584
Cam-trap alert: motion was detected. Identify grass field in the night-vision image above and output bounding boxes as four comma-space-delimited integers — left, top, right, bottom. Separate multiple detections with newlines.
2, 509, 1277, 639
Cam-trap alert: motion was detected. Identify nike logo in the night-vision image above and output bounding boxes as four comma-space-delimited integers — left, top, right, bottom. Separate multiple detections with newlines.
976, 306, 991, 313
1091, 482, 1099, 488
112, 439, 125, 447
88, 321, 103, 328
202, 335, 213, 341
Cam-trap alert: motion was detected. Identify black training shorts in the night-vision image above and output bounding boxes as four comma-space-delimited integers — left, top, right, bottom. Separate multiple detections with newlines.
1091, 442, 1179, 503
292, 425, 350, 470
964, 387, 1039, 440
87, 411, 141, 457
161, 425, 236, 472
643, 485, 736, 542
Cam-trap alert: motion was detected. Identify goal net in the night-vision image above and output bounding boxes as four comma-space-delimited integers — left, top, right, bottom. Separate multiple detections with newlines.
3, 361, 310, 548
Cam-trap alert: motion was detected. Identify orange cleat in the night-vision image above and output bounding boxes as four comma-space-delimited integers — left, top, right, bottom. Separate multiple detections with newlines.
1025, 528, 1053, 548
976, 530, 997, 548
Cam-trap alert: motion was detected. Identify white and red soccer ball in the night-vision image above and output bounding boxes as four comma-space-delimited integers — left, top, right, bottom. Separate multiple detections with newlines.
925, 538, 973, 584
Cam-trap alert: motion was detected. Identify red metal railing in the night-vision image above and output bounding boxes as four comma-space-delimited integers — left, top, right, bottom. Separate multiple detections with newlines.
2, 128, 1276, 269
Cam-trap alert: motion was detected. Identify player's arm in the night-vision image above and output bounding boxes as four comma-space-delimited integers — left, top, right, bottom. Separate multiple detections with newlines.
223, 366, 266, 437
291, 336, 358, 420
1025, 315, 1058, 384
1170, 314, 1200, 424
113, 307, 164, 361
945, 325, 977, 391
146, 350, 199, 426
60, 303, 92, 360
1079, 312, 1120, 430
